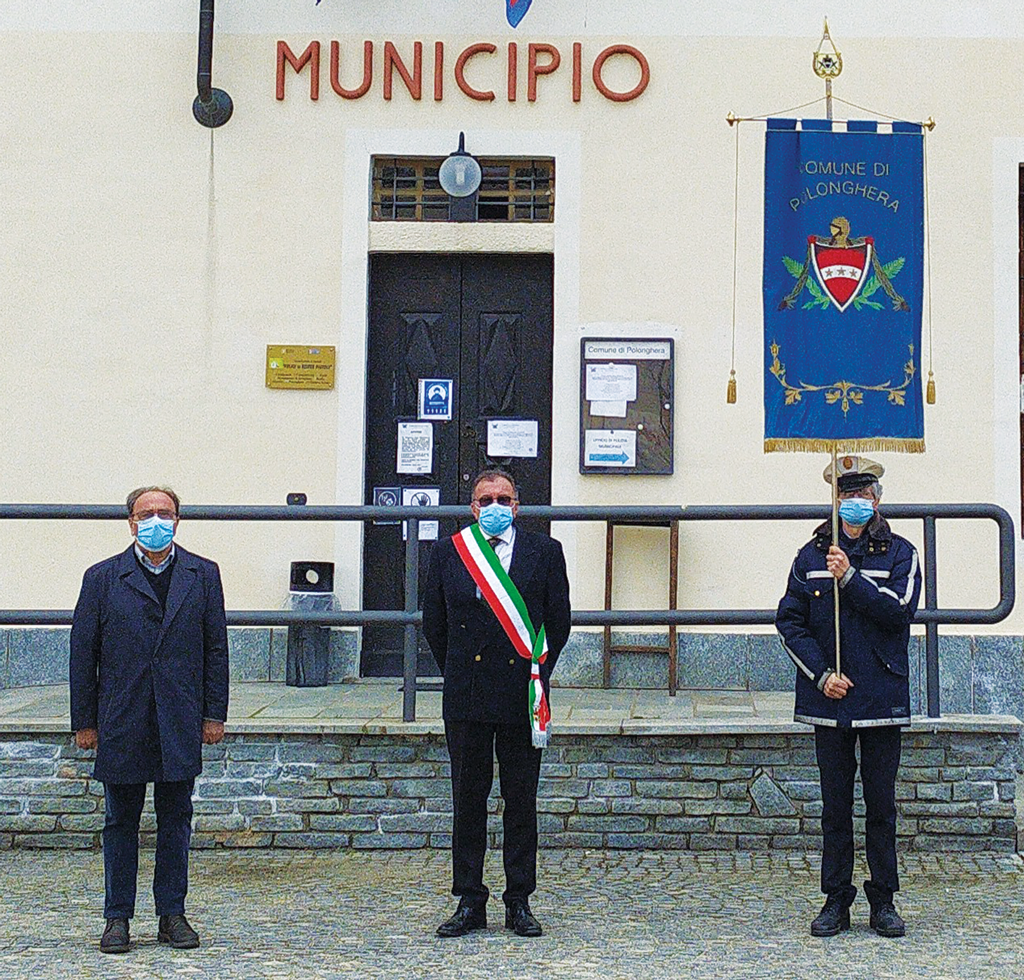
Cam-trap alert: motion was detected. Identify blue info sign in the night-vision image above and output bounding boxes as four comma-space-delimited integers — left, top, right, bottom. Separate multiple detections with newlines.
418, 379, 453, 420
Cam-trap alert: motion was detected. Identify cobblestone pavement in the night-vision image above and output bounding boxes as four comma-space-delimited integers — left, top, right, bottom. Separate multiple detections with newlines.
1, 850, 1022, 980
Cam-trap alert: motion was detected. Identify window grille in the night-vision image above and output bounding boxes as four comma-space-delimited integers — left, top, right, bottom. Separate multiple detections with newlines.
372, 157, 554, 222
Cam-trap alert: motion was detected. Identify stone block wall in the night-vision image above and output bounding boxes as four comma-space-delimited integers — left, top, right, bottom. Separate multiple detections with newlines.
0, 729, 1017, 852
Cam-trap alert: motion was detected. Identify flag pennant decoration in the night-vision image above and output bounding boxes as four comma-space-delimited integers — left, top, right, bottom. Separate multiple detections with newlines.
506, 0, 534, 28
763, 119, 925, 452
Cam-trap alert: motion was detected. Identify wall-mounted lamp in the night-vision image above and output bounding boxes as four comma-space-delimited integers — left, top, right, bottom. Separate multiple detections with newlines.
438, 132, 482, 221
193, 0, 233, 128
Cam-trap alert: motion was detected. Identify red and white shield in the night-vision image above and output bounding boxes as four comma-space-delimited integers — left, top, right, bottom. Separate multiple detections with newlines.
811, 241, 872, 312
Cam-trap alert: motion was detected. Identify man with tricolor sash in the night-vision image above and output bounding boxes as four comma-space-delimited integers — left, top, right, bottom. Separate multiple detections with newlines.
423, 468, 571, 938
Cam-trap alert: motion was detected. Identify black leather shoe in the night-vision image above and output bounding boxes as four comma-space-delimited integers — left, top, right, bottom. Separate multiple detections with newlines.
436, 903, 487, 938
870, 903, 906, 938
158, 914, 200, 949
100, 917, 130, 954
810, 897, 851, 937
505, 901, 542, 937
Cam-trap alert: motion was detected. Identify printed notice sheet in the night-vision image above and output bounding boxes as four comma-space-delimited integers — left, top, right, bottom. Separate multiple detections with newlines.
487, 420, 539, 458
585, 363, 637, 403
397, 422, 433, 474
583, 429, 637, 468
402, 487, 439, 541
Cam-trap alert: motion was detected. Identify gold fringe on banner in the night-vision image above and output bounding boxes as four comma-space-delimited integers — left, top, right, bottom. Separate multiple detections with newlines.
764, 438, 926, 454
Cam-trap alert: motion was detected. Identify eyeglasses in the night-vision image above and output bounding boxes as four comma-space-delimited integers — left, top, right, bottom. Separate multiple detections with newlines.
837, 490, 875, 500
474, 495, 515, 507
132, 510, 177, 521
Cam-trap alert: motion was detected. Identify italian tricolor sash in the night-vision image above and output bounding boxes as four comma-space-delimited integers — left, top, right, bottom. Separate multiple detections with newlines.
453, 523, 551, 748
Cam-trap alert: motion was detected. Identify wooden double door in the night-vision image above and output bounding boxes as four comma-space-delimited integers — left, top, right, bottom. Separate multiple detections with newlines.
361, 252, 554, 676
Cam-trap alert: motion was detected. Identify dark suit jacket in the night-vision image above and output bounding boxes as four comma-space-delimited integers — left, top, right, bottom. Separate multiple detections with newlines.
70, 545, 229, 783
422, 526, 571, 724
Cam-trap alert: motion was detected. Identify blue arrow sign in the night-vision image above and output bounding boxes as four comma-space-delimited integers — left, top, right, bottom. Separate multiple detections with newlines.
589, 452, 630, 463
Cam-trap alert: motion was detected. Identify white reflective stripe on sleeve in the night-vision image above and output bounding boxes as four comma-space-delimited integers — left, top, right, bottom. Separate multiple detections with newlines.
861, 569, 890, 578
778, 634, 815, 681
807, 570, 832, 579
862, 548, 917, 605
903, 549, 919, 603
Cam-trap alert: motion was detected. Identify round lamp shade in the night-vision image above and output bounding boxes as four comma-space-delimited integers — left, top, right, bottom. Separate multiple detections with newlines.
438, 153, 482, 197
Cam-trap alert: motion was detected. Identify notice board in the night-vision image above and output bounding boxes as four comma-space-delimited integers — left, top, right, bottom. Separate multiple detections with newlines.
579, 338, 674, 475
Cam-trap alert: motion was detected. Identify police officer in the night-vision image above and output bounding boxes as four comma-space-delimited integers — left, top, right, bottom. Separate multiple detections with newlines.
776, 456, 921, 938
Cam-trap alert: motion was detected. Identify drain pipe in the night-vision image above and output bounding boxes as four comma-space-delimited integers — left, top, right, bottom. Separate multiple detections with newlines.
193, 0, 233, 127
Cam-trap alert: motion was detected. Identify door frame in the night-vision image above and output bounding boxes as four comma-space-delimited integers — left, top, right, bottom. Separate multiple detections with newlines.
334, 128, 582, 640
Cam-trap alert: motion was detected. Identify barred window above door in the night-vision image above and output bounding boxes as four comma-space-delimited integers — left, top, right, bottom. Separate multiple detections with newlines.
371, 157, 554, 222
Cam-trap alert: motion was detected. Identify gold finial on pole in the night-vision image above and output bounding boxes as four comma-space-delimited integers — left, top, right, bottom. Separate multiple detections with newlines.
813, 18, 842, 120
726, 111, 737, 126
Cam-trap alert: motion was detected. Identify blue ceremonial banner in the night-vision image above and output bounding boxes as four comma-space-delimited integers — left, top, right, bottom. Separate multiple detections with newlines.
763, 119, 924, 453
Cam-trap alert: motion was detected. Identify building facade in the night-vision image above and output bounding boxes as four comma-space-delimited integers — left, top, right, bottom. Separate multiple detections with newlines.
1, 2, 1022, 696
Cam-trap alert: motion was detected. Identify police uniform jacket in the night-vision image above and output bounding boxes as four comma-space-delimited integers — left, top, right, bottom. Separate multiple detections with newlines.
422, 526, 571, 724
775, 514, 921, 728
70, 545, 229, 783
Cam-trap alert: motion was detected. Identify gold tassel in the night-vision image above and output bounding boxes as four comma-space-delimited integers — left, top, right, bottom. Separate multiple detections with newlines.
726, 370, 737, 404
926, 371, 936, 404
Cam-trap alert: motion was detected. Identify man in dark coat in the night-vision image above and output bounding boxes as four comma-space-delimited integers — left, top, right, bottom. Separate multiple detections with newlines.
70, 486, 228, 954
776, 456, 921, 939
423, 468, 571, 938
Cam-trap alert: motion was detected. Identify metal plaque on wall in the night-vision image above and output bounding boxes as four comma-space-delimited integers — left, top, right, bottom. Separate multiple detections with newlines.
266, 346, 336, 390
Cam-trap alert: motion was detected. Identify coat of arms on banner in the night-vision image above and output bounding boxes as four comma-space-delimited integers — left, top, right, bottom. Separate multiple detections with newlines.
779, 217, 909, 314
762, 119, 925, 452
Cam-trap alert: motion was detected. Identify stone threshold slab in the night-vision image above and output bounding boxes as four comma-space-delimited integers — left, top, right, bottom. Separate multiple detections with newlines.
2, 713, 1019, 737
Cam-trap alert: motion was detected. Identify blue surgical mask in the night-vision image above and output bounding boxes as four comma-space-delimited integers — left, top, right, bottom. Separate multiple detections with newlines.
478, 503, 513, 537
839, 498, 875, 527
135, 515, 176, 551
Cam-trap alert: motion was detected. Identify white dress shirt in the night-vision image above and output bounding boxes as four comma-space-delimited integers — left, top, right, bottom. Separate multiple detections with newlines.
485, 524, 516, 573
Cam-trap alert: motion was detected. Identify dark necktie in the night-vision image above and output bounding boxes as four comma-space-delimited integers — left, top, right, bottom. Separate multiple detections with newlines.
488, 537, 501, 553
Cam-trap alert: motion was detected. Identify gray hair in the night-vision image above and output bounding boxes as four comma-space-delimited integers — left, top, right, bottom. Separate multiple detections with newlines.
126, 486, 181, 518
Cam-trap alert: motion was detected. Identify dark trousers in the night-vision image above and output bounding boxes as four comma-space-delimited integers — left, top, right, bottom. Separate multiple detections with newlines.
445, 720, 543, 908
103, 779, 195, 920
815, 725, 902, 907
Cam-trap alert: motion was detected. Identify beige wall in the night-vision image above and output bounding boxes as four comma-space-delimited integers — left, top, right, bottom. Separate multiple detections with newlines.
1, 10, 1020, 637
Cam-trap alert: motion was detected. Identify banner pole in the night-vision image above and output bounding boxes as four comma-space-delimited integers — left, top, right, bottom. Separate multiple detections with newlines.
831, 444, 840, 676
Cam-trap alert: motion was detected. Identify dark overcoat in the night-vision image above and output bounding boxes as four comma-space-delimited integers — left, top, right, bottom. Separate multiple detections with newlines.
70, 545, 229, 783
775, 514, 921, 728
422, 526, 571, 724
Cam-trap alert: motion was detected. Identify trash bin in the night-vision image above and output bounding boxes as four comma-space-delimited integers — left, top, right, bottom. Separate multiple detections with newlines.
285, 561, 339, 687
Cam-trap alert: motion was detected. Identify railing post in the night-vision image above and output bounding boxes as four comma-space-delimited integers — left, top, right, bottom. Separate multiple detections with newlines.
924, 515, 940, 718
402, 517, 421, 722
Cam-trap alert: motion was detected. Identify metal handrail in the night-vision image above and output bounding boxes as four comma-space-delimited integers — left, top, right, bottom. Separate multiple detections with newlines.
0, 502, 1014, 720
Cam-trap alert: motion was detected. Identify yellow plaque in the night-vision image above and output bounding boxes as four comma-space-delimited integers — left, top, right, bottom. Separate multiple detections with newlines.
266, 345, 336, 390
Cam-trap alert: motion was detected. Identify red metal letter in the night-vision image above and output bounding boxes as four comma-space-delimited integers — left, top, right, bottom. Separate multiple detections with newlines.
507, 42, 518, 102
592, 44, 650, 102
527, 43, 560, 102
572, 42, 582, 103
434, 42, 444, 101
277, 40, 320, 101
330, 40, 372, 99
383, 41, 423, 101
455, 43, 496, 102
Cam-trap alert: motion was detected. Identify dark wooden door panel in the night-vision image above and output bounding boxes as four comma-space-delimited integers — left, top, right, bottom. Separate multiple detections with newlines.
362, 253, 553, 676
